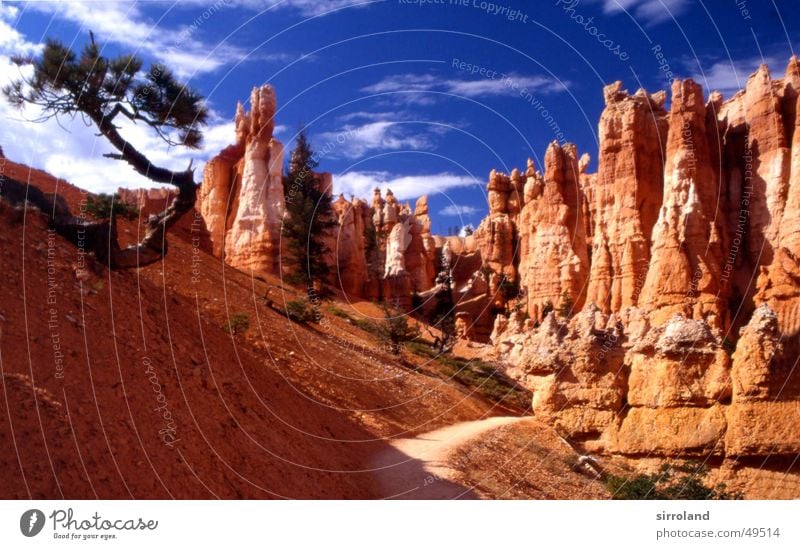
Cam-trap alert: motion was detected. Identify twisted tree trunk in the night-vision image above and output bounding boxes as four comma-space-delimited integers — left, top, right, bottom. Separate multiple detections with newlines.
87, 110, 198, 269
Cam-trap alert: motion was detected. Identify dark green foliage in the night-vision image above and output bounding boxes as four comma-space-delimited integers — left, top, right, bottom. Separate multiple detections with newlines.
605, 462, 742, 500
363, 221, 383, 300
223, 313, 249, 335
282, 131, 337, 291
376, 303, 421, 355
285, 298, 319, 324
435, 355, 530, 409
325, 305, 351, 319
85, 193, 140, 220
4, 36, 207, 149
328, 308, 383, 337
404, 340, 439, 359
364, 220, 378, 261
2, 34, 206, 269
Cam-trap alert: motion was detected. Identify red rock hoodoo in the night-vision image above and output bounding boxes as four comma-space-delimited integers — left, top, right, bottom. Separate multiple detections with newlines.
484, 59, 800, 495
198, 63, 800, 494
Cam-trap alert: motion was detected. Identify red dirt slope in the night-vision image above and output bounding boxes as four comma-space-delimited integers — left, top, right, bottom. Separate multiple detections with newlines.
0, 160, 523, 499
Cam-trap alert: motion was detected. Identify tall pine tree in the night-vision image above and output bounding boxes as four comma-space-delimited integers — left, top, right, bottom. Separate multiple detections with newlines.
282, 130, 336, 293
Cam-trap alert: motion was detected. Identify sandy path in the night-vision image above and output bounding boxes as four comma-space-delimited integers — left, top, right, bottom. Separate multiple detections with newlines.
370, 416, 527, 499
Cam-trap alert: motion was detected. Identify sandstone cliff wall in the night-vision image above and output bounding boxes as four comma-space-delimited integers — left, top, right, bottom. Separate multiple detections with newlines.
486, 59, 800, 472
191, 64, 800, 492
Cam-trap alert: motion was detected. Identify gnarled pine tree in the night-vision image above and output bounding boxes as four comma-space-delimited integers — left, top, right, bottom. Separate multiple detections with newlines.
2, 33, 207, 268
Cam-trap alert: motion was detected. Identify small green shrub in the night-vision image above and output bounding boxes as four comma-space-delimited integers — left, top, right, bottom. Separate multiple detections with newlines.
331, 312, 384, 337
376, 305, 420, 355
406, 340, 439, 359
439, 356, 529, 408
223, 312, 249, 335
85, 193, 140, 220
325, 305, 350, 319
605, 463, 741, 500
285, 298, 318, 324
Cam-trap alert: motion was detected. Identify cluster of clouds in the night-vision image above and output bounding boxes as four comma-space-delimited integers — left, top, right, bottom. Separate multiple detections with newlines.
0, 0, 484, 199
591, 0, 690, 25
332, 171, 478, 202
0, 0, 782, 203
362, 72, 568, 99
0, 2, 245, 192
0, 0, 368, 193
689, 55, 784, 98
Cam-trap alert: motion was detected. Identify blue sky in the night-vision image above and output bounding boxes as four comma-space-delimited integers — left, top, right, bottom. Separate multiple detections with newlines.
1, 0, 798, 234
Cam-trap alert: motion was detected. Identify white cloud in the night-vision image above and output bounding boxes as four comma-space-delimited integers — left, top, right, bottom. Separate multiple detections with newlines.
0, 5, 42, 57
363, 72, 567, 98
0, 6, 240, 193
439, 204, 480, 216
8, 0, 359, 81
25, 0, 250, 77
363, 74, 438, 94
314, 121, 443, 159
334, 171, 478, 202
595, 0, 689, 25
0, 54, 236, 193
249, 0, 369, 17
689, 55, 780, 98
338, 111, 402, 122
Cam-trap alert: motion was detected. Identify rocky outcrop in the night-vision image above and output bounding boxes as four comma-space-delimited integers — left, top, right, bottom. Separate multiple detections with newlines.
753, 57, 800, 335
330, 194, 371, 297
199, 146, 241, 257
491, 305, 626, 440
585, 83, 668, 314
407, 195, 437, 292
607, 314, 731, 456
484, 59, 800, 475
188, 61, 800, 493
518, 142, 591, 321
637, 80, 727, 331
376, 192, 437, 304
626, 316, 730, 408
725, 305, 800, 456
223, 86, 285, 273
199, 85, 284, 272
473, 170, 520, 309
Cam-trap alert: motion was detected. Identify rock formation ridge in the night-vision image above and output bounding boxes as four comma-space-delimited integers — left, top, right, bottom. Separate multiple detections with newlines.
198, 62, 800, 488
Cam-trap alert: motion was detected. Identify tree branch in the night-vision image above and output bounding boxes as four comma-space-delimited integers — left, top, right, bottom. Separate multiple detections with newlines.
3, 35, 205, 270
91, 110, 193, 186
